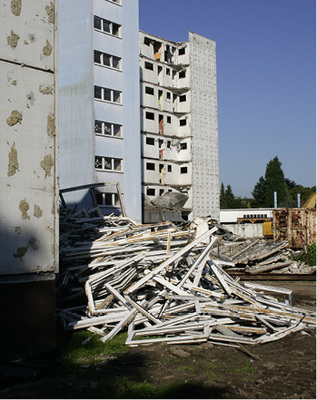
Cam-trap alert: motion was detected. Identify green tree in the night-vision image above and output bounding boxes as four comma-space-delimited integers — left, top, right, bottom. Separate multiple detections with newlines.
225, 184, 236, 209
251, 176, 266, 207
220, 182, 227, 209
264, 156, 290, 207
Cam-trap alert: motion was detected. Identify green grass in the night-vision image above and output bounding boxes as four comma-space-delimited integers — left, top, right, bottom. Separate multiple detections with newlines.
233, 362, 254, 381
57, 328, 128, 366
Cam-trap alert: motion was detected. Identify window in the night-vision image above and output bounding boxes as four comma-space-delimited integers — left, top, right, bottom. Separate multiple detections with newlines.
166, 92, 171, 100
180, 143, 187, 150
94, 86, 122, 104
95, 120, 122, 137
94, 50, 121, 70
179, 47, 186, 55
145, 61, 154, 71
167, 116, 171, 124
167, 165, 172, 172
180, 167, 188, 174
144, 37, 151, 46
145, 86, 154, 95
147, 188, 155, 196
146, 112, 155, 120
159, 189, 164, 196
179, 95, 186, 102
166, 68, 170, 75
179, 70, 186, 79
146, 163, 155, 171
179, 119, 187, 126
96, 192, 120, 207
167, 140, 171, 148
95, 156, 122, 171
94, 16, 121, 37
146, 137, 155, 145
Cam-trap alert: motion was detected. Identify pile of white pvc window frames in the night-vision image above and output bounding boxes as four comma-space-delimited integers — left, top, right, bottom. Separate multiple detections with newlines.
57, 212, 316, 347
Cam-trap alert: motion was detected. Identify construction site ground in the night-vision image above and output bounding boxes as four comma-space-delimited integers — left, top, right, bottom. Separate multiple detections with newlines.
1, 280, 316, 399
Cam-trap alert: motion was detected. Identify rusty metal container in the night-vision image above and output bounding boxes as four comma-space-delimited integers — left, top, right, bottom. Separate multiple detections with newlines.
273, 208, 316, 249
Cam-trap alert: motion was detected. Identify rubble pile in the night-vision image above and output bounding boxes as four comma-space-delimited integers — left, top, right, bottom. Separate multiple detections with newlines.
218, 238, 316, 275
57, 210, 316, 348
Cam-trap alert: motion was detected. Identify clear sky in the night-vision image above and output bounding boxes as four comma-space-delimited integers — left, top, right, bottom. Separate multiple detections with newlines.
139, 0, 316, 198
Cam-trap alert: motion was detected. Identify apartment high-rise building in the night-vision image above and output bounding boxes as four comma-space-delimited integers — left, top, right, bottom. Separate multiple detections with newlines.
58, 0, 142, 221
140, 31, 219, 222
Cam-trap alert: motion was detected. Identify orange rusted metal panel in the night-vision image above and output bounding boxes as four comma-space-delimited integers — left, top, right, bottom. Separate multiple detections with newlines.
273, 208, 316, 248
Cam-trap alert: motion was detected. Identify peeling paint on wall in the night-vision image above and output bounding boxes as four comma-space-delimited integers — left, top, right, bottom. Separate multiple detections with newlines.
45, 2, 55, 24
8, 143, 19, 176
13, 246, 28, 260
34, 204, 43, 218
7, 30, 20, 48
11, 0, 22, 16
39, 84, 53, 95
47, 113, 55, 136
42, 40, 52, 56
40, 154, 54, 177
19, 199, 30, 220
6, 110, 22, 126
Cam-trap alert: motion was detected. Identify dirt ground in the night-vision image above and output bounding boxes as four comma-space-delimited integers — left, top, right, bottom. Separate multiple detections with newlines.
1, 280, 316, 399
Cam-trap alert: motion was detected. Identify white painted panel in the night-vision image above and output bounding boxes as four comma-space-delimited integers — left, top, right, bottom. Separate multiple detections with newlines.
0, 62, 57, 275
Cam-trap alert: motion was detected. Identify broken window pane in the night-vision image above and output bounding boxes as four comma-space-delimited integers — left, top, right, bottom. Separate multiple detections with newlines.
113, 158, 122, 170
113, 124, 121, 137
95, 156, 103, 169
104, 158, 112, 169
113, 91, 121, 103
104, 123, 112, 135
95, 120, 102, 134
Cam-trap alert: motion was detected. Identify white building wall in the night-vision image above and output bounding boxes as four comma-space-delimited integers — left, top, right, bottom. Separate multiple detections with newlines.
0, 0, 58, 276
58, 0, 141, 221
189, 32, 219, 220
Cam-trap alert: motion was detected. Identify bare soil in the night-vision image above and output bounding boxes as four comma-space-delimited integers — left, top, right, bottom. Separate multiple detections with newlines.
1, 281, 315, 399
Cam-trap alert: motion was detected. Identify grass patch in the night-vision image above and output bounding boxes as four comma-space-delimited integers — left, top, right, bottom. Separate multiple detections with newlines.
233, 362, 254, 381
57, 328, 128, 366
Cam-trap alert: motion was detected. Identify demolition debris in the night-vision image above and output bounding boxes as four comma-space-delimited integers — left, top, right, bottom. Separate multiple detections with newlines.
57, 209, 316, 348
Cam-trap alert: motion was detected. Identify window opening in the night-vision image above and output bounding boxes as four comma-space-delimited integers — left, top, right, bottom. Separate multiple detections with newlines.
179, 70, 186, 78
146, 163, 155, 171
147, 188, 155, 196
146, 137, 155, 145
146, 112, 155, 120
179, 119, 187, 126
179, 47, 186, 55
180, 167, 188, 174
167, 116, 171, 123
146, 86, 154, 95
166, 68, 170, 75
167, 165, 172, 172
180, 95, 186, 102
145, 61, 154, 70
180, 142, 187, 150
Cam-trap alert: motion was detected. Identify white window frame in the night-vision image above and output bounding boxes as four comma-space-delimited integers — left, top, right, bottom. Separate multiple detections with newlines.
94, 50, 121, 70
95, 156, 123, 171
94, 85, 122, 104
94, 15, 121, 38
95, 120, 122, 138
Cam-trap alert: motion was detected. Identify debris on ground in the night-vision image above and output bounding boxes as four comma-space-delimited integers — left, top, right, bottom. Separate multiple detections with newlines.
57, 209, 316, 348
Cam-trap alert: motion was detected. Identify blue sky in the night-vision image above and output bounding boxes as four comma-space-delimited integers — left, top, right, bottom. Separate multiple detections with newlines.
139, 0, 316, 197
